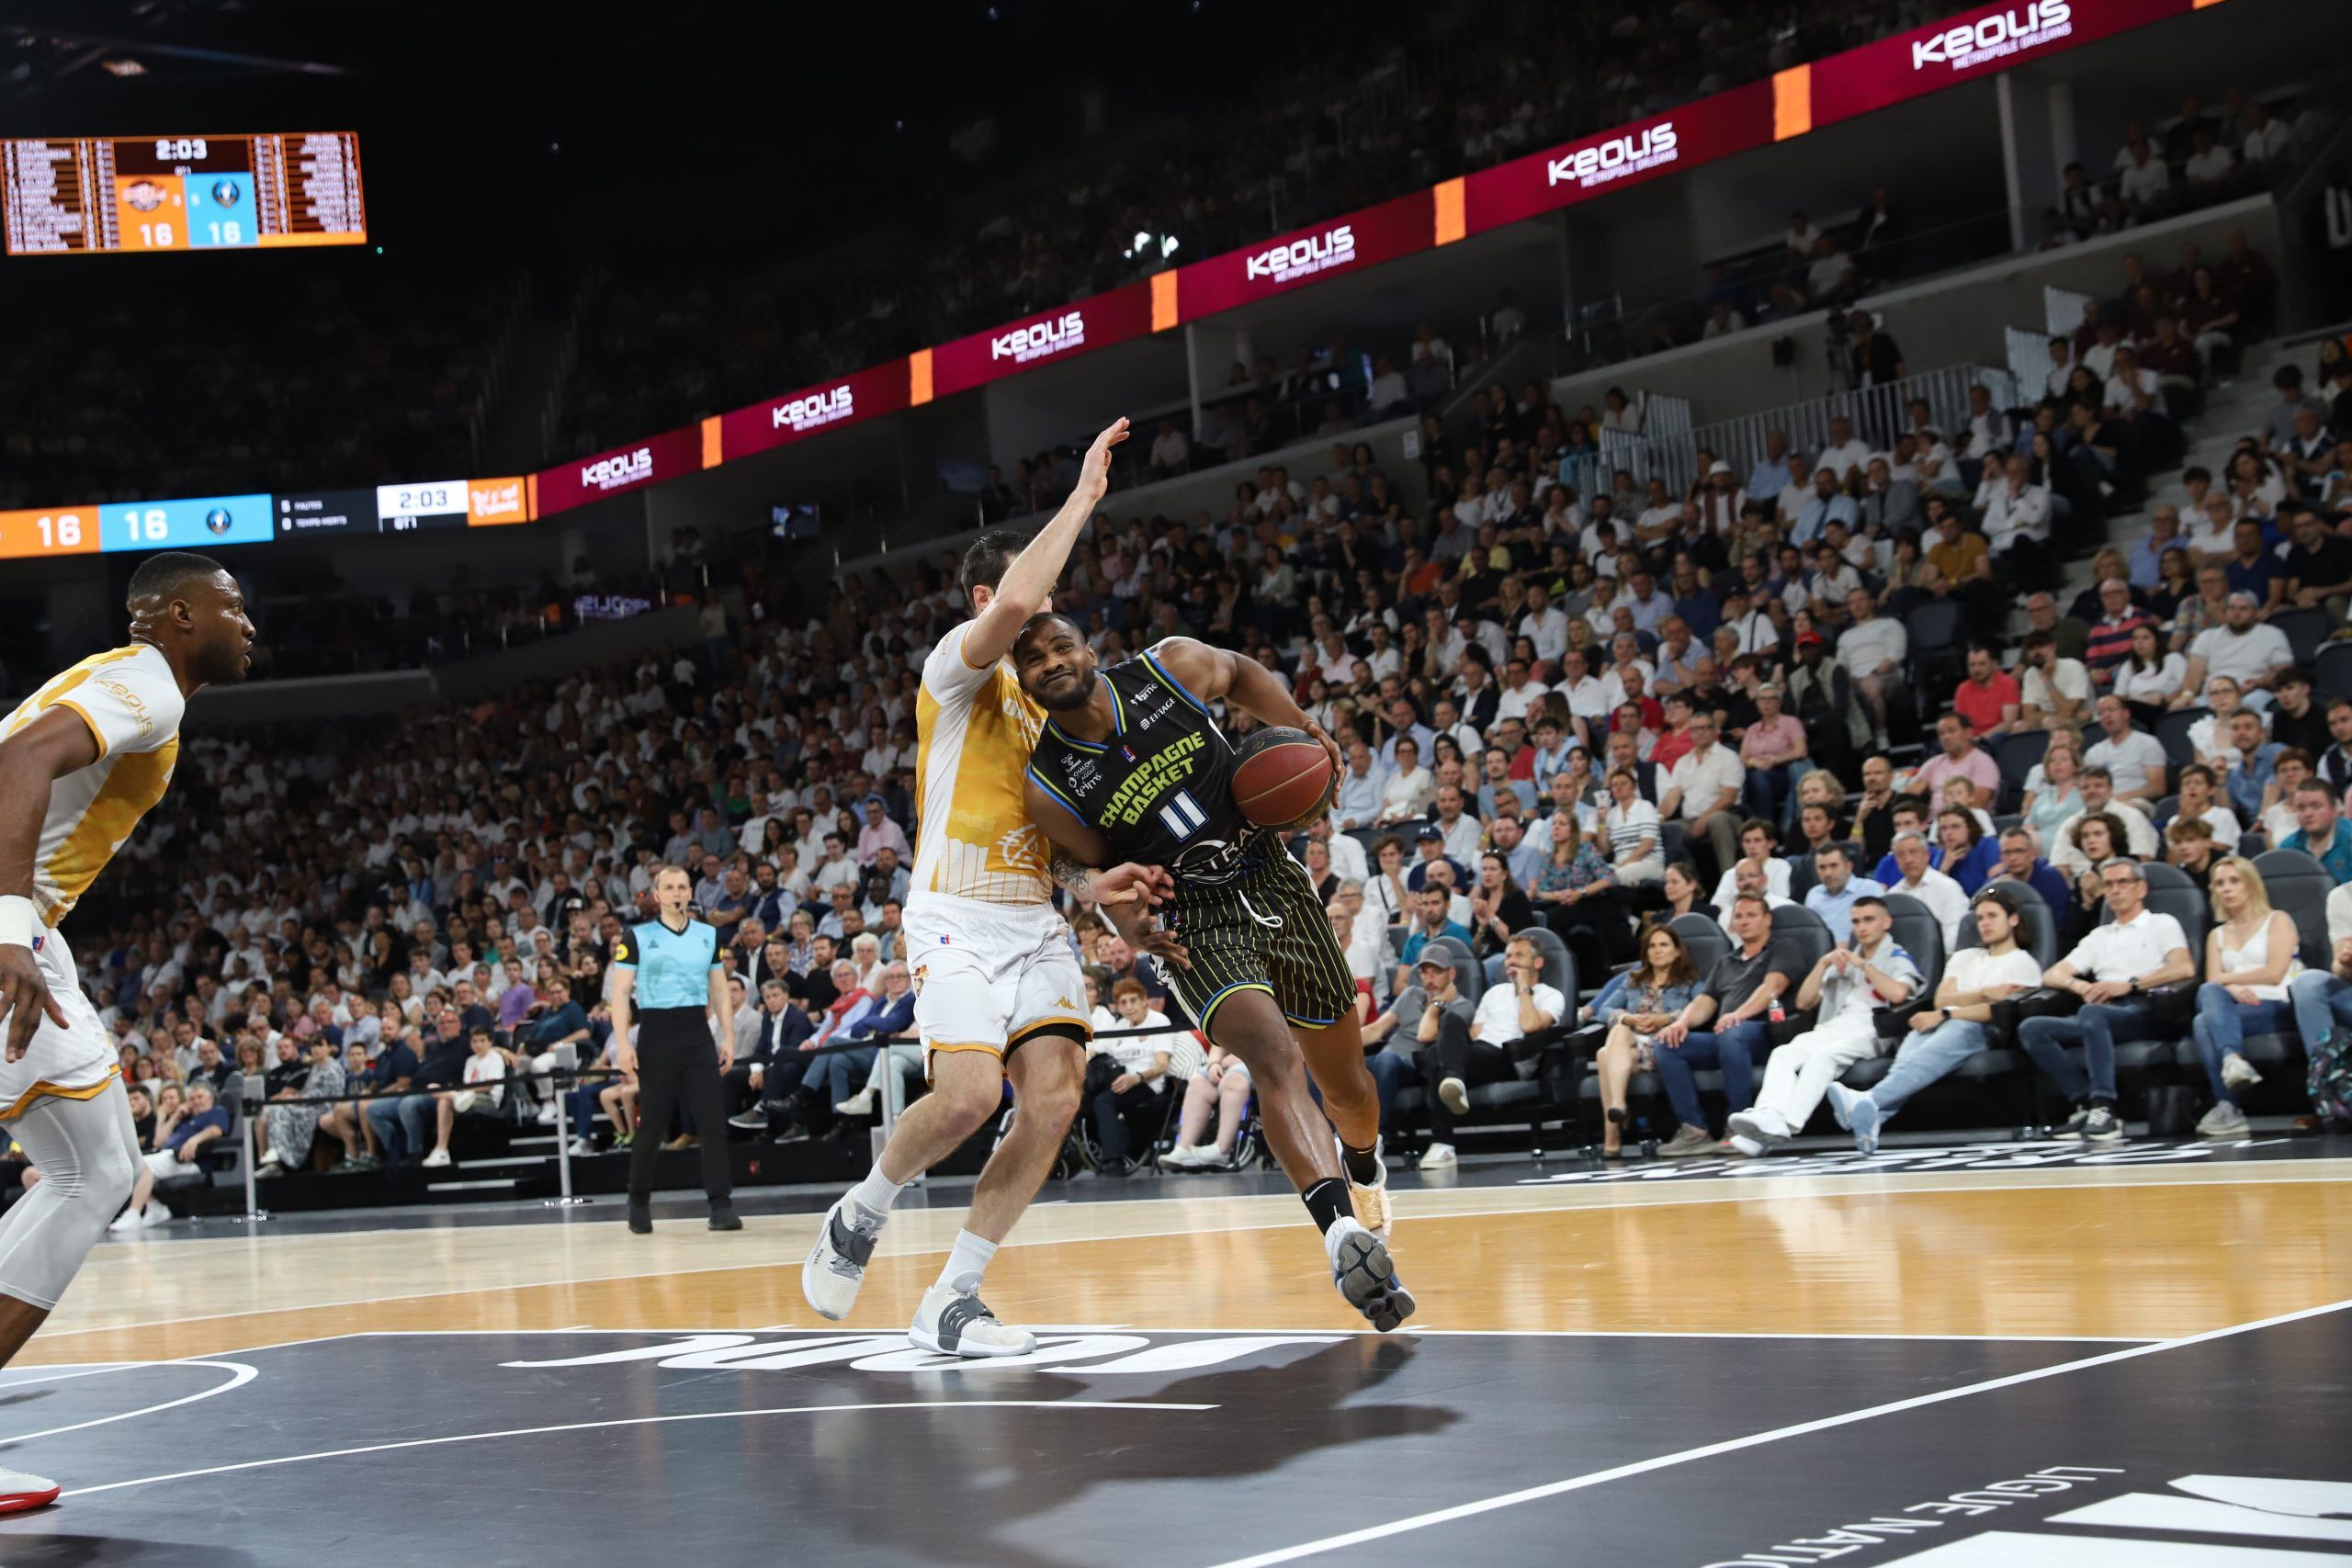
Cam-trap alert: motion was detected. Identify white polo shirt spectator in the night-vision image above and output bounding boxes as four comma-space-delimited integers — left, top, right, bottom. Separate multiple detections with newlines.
1892, 863, 1971, 950
1469, 974, 1566, 1050
2062, 904, 2189, 983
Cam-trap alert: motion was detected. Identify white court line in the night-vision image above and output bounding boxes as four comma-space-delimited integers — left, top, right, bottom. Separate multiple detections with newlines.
1197, 1295, 2352, 1568
2, 1360, 254, 1446
62, 1399, 1216, 1496
48, 1166, 2345, 1341
94, 1156, 2352, 1255
311, 1325, 2152, 1345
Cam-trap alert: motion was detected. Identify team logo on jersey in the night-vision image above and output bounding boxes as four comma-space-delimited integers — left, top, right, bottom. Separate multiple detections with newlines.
996, 822, 1047, 874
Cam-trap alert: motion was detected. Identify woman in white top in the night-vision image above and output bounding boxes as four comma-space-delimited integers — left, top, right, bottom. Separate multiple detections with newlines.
1364, 834, 1414, 930
2110, 623, 2188, 728
2172, 763, 2241, 850
2189, 855, 2299, 1137
1601, 768, 1663, 886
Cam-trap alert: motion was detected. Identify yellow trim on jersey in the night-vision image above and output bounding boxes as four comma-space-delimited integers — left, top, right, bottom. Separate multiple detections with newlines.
1009, 1014, 1092, 1043
958, 627, 995, 671
0, 1066, 121, 1123
49, 696, 108, 760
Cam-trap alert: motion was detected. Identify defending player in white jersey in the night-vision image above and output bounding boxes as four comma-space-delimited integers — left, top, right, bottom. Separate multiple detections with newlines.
803, 416, 1169, 1358
0, 552, 254, 1512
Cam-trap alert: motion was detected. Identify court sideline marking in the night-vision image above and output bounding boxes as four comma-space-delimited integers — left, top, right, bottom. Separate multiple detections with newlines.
1197, 1296, 2352, 1568
57, 1399, 1218, 1497
47, 1166, 2348, 1341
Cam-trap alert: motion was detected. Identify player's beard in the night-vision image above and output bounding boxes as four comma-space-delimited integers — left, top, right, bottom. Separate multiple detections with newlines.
1030, 668, 1095, 711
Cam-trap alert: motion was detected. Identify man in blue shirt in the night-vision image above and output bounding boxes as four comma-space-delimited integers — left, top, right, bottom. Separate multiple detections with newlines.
1994, 828, 2072, 915
112, 1080, 232, 1231
1333, 738, 1389, 832
2282, 782, 2352, 882
1746, 433, 1793, 508
1792, 468, 1860, 546
1802, 844, 1884, 944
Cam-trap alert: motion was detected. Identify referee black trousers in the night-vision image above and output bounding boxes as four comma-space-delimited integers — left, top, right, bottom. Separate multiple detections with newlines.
628, 1008, 732, 1204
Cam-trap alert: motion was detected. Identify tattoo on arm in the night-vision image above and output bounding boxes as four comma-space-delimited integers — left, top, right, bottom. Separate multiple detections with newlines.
1048, 845, 1098, 902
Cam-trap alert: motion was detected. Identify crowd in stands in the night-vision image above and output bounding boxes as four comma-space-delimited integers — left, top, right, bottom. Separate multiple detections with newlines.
0, 266, 518, 509
549, 0, 1998, 460
2040, 85, 2310, 252
18, 226, 2351, 1217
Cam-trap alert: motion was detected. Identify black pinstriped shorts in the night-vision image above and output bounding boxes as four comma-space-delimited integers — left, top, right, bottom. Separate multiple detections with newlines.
1160, 853, 1359, 1038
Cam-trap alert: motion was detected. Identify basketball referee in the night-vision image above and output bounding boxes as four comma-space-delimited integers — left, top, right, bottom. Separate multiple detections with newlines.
610, 863, 738, 1233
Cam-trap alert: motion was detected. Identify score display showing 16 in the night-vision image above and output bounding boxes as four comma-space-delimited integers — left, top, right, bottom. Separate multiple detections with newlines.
99, 493, 274, 552
0, 507, 103, 558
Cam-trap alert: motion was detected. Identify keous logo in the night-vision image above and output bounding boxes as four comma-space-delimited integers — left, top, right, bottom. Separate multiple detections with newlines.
581, 447, 653, 491
1245, 223, 1356, 284
772, 385, 853, 434
991, 310, 1085, 365
1910, 1, 2071, 71
1546, 124, 1679, 191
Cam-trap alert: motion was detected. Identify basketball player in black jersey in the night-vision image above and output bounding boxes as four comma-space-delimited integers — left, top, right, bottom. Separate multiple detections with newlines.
1014, 615, 1413, 1331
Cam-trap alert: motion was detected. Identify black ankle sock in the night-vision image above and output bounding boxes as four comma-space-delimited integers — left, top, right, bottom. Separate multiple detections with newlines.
1339, 1140, 1381, 1186
1301, 1177, 1356, 1235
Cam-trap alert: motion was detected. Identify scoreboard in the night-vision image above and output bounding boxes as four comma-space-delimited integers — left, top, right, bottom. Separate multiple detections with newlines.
0, 478, 533, 562
2, 131, 366, 256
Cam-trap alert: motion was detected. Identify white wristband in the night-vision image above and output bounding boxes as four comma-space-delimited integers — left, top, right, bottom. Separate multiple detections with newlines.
0, 895, 35, 952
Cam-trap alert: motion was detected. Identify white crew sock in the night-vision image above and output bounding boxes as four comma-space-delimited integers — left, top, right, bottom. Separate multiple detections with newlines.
938, 1228, 999, 1294
847, 1166, 908, 1221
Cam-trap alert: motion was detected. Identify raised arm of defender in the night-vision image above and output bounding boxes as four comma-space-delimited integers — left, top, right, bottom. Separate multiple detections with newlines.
961, 416, 1130, 671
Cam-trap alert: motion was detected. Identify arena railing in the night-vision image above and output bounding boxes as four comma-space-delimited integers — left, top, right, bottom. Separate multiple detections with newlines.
1686, 361, 2021, 492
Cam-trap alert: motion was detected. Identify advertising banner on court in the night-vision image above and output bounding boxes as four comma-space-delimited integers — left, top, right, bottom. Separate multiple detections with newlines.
532, 426, 704, 516
1175, 189, 1435, 319
715, 359, 911, 464
926, 279, 1158, 400
1461, 80, 1775, 235
1806, 0, 2194, 127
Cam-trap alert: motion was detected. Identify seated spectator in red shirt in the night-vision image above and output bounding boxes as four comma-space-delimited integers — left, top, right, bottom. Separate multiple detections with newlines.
1951, 645, 2022, 736
1649, 696, 1697, 773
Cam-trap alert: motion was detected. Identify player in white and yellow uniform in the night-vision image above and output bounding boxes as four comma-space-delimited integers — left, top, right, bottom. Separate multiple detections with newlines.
0, 552, 253, 1513
803, 417, 1167, 1359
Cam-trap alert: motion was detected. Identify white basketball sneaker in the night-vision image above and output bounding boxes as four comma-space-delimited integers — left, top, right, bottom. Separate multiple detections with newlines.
910, 1280, 1035, 1358
800, 1196, 887, 1321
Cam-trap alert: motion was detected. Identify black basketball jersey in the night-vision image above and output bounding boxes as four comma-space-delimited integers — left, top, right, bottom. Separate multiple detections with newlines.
1024, 647, 1274, 887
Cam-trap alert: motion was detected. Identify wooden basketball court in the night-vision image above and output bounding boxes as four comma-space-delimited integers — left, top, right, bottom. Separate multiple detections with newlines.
4, 1137, 2347, 1565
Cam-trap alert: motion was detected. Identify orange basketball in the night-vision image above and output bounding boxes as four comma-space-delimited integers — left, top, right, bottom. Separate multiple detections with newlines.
1232, 728, 1335, 829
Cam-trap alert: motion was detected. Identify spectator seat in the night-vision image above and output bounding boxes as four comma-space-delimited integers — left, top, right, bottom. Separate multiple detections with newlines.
2154, 709, 2207, 775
